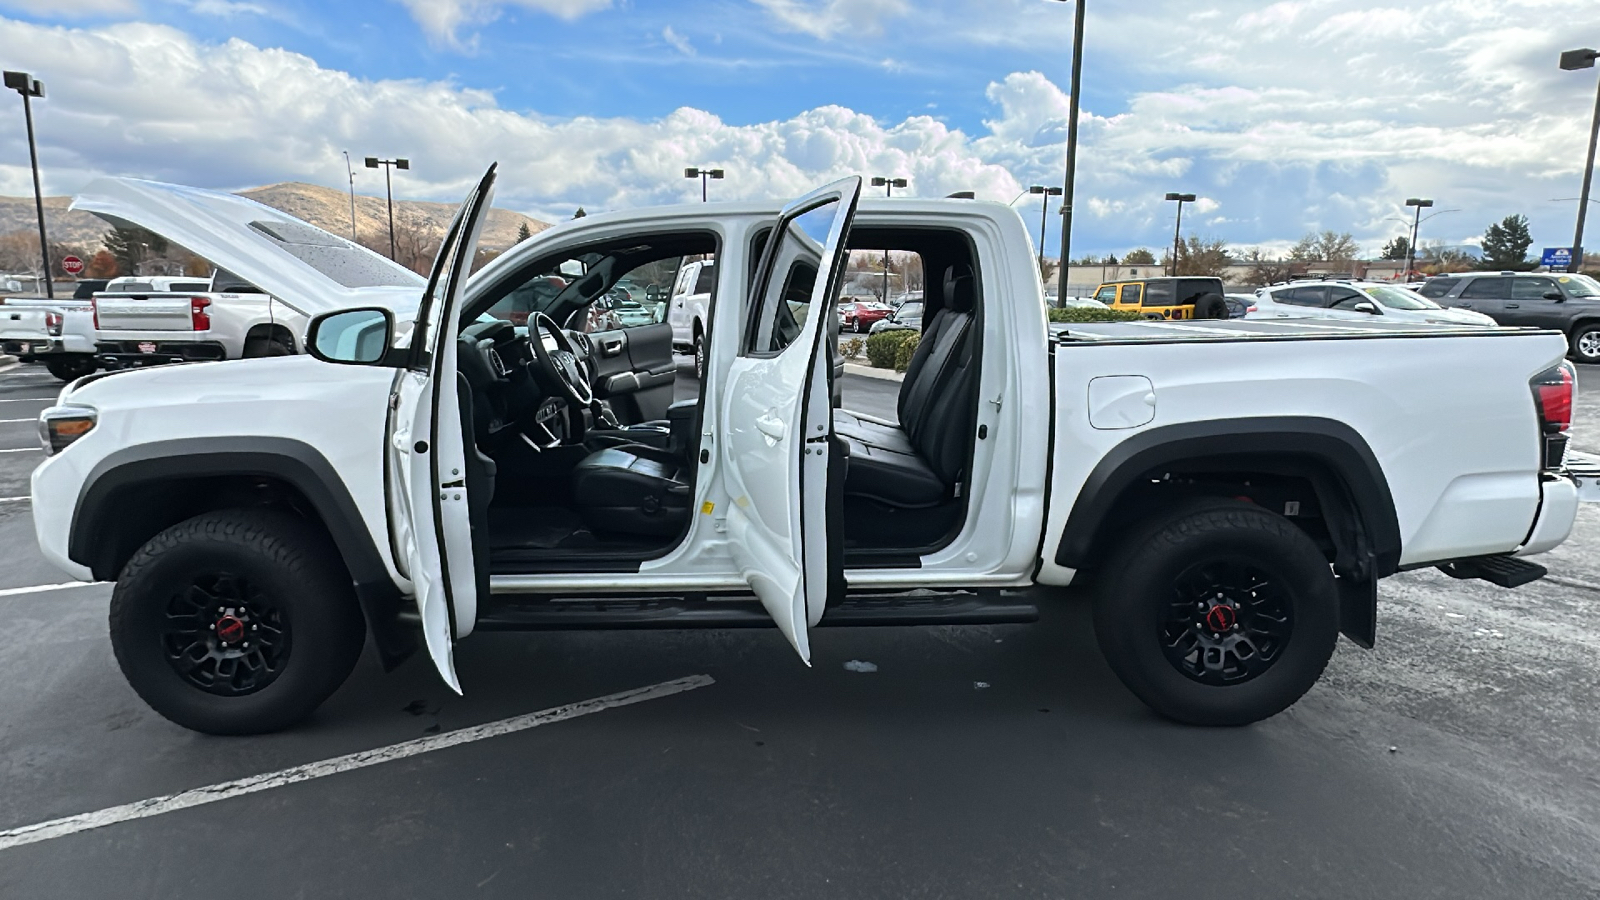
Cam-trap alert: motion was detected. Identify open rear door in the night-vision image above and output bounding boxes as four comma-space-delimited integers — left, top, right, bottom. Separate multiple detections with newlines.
389, 164, 497, 692
720, 177, 862, 662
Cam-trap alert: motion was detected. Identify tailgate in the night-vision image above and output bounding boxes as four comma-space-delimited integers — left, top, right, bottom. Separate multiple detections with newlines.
94, 294, 196, 332
0, 306, 48, 339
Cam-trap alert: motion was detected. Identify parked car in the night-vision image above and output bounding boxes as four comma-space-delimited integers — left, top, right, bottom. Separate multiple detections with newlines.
667, 258, 716, 378
0, 279, 110, 380
1223, 294, 1257, 319
869, 299, 922, 333
1056, 295, 1109, 310
1249, 281, 1496, 327
31, 169, 1594, 739
1094, 276, 1230, 320
890, 290, 922, 309
1419, 272, 1600, 362
839, 300, 893, 333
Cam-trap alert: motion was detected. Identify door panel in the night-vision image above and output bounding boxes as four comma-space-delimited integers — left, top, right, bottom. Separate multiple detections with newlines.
388, 164, 497, 693
720, 177, 861, 662
588, 320, 676, 423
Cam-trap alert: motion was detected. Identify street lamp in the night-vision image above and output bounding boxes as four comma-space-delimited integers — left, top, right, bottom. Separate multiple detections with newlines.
684, 167, 724, 202
870, 177, 908, 301
364, 156, 409, 261
1165, 192, 1196, 276
1560, 48, 1600, 273
1049, 0, 1088, 301
4, 71, 51, 298
1025, 185, 1064, 279
1404, 198, 1434, 280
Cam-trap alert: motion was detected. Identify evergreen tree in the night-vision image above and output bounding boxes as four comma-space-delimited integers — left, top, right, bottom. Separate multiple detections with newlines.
573, 207, 587, 219
517, 222, 533, 243
1380, 236, 1411, 260
1480, 214, 1534, 270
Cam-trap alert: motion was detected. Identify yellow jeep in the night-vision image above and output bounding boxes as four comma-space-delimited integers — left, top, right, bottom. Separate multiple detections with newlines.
1092, 276, 1230, 320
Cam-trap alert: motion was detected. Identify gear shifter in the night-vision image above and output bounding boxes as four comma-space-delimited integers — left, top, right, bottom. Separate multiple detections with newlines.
590, 399, 620, 429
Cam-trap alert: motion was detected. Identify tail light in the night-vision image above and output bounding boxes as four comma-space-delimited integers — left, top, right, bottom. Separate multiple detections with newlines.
45, 311, 62, 336
190, 296, 212, 331
1530, 362, 1575, 469
92, 298, 100, 329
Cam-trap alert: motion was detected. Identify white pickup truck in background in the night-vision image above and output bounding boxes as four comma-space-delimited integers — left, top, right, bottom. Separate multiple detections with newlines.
0, 280, 105, 380
667, 257, 716, 377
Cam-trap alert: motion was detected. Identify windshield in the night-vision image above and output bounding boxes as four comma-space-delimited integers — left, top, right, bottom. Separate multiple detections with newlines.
1362, 285, 1438, 311
897, 301, 923, 320
1560, 274, 1600, 298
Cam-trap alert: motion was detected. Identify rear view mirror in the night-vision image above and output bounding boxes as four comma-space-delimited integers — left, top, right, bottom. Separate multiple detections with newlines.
307, 307, 396, 365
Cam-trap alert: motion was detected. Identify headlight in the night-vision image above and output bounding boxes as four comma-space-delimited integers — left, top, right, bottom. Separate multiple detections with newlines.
38, 404, 97, 455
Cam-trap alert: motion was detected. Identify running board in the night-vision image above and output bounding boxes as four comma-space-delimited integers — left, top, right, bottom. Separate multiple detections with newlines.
473, 591, 1038, 632
1437, 554, 1548, 589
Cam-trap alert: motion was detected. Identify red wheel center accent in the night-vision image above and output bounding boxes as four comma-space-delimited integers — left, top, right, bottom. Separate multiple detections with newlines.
1205, 605, 1237, 633
216, 615, 246, 644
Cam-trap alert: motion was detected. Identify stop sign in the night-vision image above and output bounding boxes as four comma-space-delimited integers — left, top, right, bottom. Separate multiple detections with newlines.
61, 256, 84, 276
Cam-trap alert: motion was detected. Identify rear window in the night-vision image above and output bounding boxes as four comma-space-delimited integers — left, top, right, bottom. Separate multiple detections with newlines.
693, 263, 717, 295
170, 281, 210, 292
249, 219, 422, 289
1416, 278, 1457, 299
112, 282, 154, 292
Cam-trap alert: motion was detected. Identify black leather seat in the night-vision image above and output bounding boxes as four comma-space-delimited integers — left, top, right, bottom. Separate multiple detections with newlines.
835, 264, 978, 509
571, 444, 692, 537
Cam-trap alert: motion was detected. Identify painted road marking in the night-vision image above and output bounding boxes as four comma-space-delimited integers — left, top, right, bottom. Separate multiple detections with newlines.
0, 675, 716, 852
0, 418, 35, 423
0, 448, 39, 454
0, 398, 53, 403
0, 582, 103, 599
0, 496, 26, 503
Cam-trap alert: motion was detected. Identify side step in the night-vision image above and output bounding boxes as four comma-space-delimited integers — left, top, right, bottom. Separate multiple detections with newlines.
1437, 555, 1548, 589
474, 591, 1039, 632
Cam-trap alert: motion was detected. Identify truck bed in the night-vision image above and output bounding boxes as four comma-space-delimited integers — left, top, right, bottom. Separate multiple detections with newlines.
1051, 317, 1549, 345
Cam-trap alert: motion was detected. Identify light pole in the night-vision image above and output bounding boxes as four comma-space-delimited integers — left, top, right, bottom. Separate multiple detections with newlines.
1049, 0, 1087, 301
1560, 48, 1599, 273
1404, 198, 1433, 280
364, 156, 409, 261
870, 176, 907, 301
684, 167, 724, 202
4, 71, 51, 298
342, 151, 357, 241
1024, 185, 1063, 281
1165, 192, 1196, 276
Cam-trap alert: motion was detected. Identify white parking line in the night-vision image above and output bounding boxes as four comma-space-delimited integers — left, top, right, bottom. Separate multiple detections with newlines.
0, 674, 715, 852
0, 582, 102, 599
0, 398, 52, 404
0, 448, 39, 454
0, 496, 27, 503
0, 418, 34, 423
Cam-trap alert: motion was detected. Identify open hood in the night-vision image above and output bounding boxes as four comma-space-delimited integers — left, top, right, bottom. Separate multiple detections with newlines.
71, 177, 426, 317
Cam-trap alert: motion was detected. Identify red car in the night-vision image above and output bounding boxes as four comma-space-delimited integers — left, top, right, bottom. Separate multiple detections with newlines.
839, 301, 893, 333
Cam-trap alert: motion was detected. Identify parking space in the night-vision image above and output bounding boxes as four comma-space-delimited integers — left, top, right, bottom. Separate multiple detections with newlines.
2, 360, 1600, 897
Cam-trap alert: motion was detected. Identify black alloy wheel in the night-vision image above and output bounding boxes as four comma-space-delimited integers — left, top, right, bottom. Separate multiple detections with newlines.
1162, 559, 1293, 686
693, 330, 706, 380
161, 571, 291, 696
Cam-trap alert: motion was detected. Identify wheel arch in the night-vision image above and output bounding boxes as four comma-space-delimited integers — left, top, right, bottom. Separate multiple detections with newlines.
243, 322, 297, 354
1056, 417, 1402, 642
71, 437, 414, 668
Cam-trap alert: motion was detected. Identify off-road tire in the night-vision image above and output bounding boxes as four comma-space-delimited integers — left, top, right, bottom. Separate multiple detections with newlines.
109, 508, 365, 735
1569, 324, 1600, 365
45, 355, 96, 381
242, 337, 294, 358
1092, 499, 1339, 726
1193, 293, 1230, 320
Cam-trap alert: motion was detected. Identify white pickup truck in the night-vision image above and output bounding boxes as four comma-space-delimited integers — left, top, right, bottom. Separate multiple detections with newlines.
1, 281, 103, 380
74, 179, 426, 370
666, 257, 716, 377
30, 167, 1598, 736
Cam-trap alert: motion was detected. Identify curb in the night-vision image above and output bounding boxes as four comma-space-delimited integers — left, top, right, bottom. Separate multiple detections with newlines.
843, 362, 904, 383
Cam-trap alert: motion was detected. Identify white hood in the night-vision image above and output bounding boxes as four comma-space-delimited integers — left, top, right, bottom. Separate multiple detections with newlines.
71, 178, 425, 318
1421, 307, 1497, 326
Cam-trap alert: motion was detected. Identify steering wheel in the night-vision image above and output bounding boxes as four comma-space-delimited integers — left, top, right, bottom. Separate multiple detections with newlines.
527, 312, 594, 406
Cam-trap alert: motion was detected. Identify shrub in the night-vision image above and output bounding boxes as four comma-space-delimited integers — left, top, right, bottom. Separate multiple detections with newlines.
865, 329, 917, 368
1048, 306, 1142, 324
893, 333, 921, 372
841, 337, 865, 359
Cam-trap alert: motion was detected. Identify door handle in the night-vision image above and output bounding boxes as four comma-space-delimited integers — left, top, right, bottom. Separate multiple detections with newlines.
1505, 303, 1520, 308
755, 414, 786, 442
599, 339, 624, 356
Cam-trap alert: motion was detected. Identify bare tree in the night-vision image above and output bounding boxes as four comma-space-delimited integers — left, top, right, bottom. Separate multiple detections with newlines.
1289, 230, 1360, 262
1164, 235, 1231, 277
1239, 248, 1293, 287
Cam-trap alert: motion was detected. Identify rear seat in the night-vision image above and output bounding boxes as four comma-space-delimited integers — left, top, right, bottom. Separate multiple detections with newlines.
835, 264, 978, 508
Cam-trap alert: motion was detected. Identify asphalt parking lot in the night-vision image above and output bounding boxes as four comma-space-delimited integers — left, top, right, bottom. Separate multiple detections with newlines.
3, 357, 1600, 898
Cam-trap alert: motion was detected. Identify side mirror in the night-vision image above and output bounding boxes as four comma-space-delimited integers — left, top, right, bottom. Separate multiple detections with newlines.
1544, 290, 1565, 301
306, 307, 399, 366
1353, 301, 1378, 314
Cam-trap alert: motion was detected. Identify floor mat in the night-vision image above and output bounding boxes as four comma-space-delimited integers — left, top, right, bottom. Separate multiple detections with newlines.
487, 506, 597, 551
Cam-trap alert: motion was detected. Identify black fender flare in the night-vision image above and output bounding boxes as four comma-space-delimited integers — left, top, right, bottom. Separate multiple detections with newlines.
1055, 417, 1402, 643
71, 437, 415, 668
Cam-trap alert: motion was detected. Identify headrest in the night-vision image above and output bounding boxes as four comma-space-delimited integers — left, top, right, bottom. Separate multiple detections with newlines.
943, 264, 975, 314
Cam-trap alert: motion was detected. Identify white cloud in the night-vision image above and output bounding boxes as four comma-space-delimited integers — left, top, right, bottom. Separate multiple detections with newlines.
751, 0, 909, 40
0, 18, 1018, 225
189, 0, 271, 16
0, 0, 134, 13
393, 0, 611, 47
662, 25, 694, 56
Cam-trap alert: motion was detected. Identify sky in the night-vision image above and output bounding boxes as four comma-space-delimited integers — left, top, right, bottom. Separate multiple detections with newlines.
1, 0, 1599, 259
